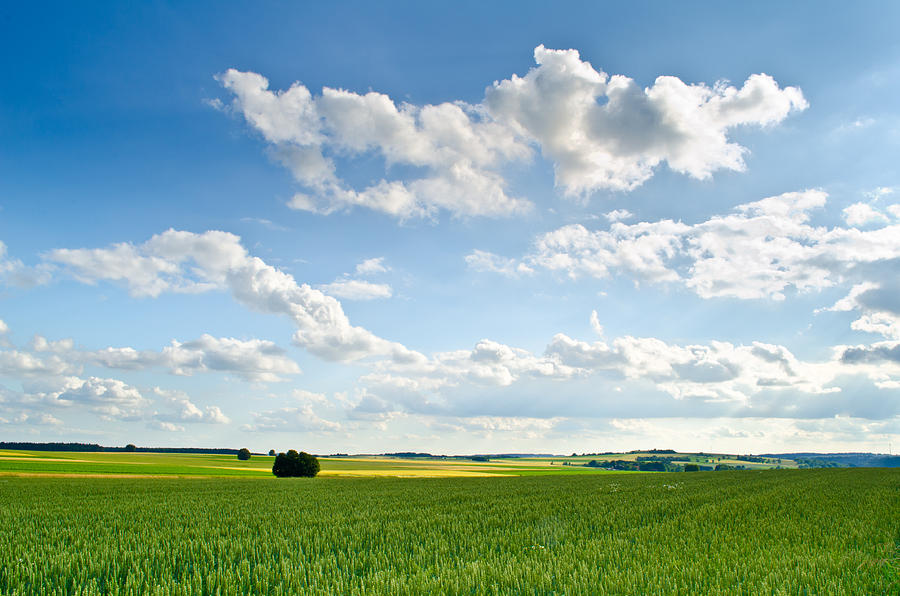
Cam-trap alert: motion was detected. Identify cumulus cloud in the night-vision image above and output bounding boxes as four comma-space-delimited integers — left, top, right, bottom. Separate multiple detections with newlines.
218, 46, 805, 218
843, 202, 888, 226
604, 209, 633, 222
821, 280, 900, 340
219, 68, 531, 219
0, 348, 80, 378
151, 387, 230, 424
28, 332, 301, 383
486, 46, 806, 195
161, 335, 300, 382
480, 190, 900, 302
54, 376, 149, 420
46, 229, 422, 363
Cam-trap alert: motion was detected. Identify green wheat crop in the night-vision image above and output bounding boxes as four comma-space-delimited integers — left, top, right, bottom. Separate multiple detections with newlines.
0, 469, 896, 594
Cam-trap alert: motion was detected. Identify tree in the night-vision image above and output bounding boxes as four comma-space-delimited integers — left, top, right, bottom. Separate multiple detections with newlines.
684, 463, 700, 472
124, 444, 136, 452
237, 448, 251, 461
268, 449, 276, 456
272, 450, 319, 477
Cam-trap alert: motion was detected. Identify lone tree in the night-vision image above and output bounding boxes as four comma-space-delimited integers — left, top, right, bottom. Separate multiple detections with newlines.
237, 447, 251, 461
272, 449, 319, 477
124, 444, 136, 452
268, 449, 276, 456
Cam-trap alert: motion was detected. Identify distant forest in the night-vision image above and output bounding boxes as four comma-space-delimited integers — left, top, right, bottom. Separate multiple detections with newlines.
0, 442, 241, 455
764, 453, 900, 468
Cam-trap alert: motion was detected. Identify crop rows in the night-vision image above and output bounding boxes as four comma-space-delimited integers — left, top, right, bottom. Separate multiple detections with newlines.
0, 469, 897, 594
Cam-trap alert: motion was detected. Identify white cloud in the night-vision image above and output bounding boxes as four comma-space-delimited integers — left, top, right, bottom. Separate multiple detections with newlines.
864, 186, 895, 201
47, 229, 423, 363
218, 46, 805, 218
0, 241, 52, 288
161, 335, 301, 382
14, 412, 63, 426
589, 310, 604, 337
501, 190, 900, 301
242, 404, 342, 432
291, 389, 329, 405
842, 202, 888, 226
821, 282, 900, 340
0, 349, 80, 378
151, 387, 230, 424
318, 279, 393, 300
55, 376, 149, 420
604, 209, 633, 222
355, 257, 389, 276
33, 333, 303, 383
220, 68, 531, 219
464, 249, 533, 277
148, 421, 185, 432
484, 46, 806, 195
351, 306, 852, 420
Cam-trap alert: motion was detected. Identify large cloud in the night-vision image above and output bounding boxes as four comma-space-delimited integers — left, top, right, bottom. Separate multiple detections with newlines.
46, 229, 424, 363
218, 46, 805, 218
485, 46, 807, 194
87, 335, 302, 382
475, 190, 900, 303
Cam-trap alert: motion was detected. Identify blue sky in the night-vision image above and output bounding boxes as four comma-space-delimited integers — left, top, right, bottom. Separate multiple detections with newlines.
1, 1, 899, 454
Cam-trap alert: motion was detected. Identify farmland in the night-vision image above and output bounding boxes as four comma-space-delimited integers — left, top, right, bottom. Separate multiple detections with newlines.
0, 450, 793, 478
0, 468, 897, 594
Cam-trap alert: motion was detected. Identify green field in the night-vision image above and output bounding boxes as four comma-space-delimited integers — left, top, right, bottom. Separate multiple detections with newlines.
0, 469, 896, 594
0, 450, 793, 478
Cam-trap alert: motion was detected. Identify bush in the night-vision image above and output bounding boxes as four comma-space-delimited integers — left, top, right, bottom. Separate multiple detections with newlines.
273, 450, 319, 477
237, 448, 251, 461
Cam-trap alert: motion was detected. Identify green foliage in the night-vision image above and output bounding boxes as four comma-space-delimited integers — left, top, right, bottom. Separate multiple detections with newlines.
0, 471, 896, 594
272, 450, 319, 477
684, 463, 700, 472
236, 448, 251, 461
124, 444, 136, 452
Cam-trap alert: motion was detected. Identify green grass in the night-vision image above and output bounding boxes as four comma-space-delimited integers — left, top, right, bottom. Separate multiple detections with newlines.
0, 469, 896, 594
0, 451, 274, 477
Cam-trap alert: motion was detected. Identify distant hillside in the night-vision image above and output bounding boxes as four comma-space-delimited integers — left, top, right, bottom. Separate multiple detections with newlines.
764, 453, 900, 468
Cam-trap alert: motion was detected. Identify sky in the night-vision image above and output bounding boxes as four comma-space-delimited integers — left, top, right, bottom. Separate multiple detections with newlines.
1, 1, 899, 454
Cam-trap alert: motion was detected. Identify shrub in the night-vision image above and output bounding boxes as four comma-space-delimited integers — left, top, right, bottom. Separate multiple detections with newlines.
237, 448, 251, 461
273, 450, 319, 477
